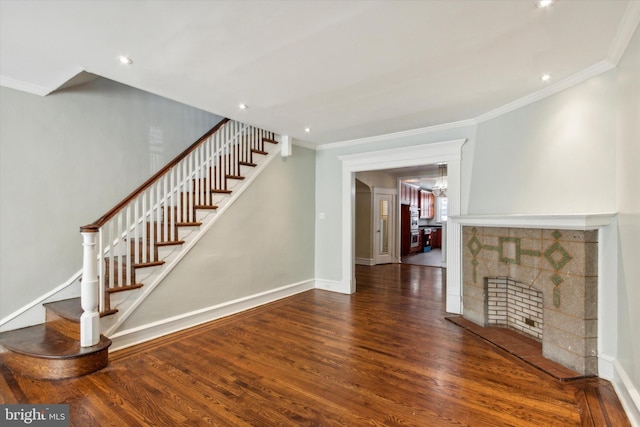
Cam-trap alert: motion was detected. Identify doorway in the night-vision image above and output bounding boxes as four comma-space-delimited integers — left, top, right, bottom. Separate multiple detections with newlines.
373, 189, 395, 265
339, 139, 465, 314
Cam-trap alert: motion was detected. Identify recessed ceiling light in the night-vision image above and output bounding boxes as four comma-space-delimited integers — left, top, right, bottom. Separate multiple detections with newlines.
304, 127, 311, 133
118, 55, 133, 65
239, 104, 248, 110
541, 73, 551, 82
536, 0, 555, 8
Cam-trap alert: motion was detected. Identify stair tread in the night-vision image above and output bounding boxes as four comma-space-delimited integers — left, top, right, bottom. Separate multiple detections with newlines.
106, 283, 144, 293
43, 298, 82, 323
263, 137, 278, 144
156, 240, 185, 247
0, 324, 111, 359
106, 257, 164, 268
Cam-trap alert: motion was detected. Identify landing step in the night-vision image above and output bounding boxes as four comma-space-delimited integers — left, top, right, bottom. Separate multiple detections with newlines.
0, 324, 111, 379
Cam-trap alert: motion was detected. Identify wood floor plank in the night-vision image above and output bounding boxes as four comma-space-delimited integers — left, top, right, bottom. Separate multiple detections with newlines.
0, 264, 630, 426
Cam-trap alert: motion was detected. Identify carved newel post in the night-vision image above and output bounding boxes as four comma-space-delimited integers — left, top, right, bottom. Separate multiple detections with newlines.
80, 230, 100, 347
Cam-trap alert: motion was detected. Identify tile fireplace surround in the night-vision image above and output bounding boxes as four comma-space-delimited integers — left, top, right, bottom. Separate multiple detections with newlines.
459, 217, 608, 376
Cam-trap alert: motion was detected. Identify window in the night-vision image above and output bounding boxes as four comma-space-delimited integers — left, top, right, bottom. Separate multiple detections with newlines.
436, 197, 448, 223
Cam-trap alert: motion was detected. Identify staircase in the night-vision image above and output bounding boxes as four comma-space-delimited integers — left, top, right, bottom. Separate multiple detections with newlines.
0, 119, 279, 379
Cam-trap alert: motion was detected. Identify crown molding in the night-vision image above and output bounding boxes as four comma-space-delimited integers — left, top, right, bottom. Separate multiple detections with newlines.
0, 75, 52, 96
317, 119, 476, 151
608, 0, 640, 65
317, 56, 618, 151
475, 60, 616, 124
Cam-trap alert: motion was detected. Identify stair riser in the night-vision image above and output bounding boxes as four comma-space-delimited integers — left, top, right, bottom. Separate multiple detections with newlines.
0, 347, 109, 380
104, 261, 136, 287
45, 311, 79, 340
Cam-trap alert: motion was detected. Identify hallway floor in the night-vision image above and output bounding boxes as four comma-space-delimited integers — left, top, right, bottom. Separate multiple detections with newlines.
401, 248, 443, 267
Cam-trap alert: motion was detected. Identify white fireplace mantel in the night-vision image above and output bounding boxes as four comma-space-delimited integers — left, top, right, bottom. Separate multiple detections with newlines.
449, 213, 616, 230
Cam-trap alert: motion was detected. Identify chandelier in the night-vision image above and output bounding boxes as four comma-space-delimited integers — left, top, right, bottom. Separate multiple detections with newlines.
432, 164, 447, 198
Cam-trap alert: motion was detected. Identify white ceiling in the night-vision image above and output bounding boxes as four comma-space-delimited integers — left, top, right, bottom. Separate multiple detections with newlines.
1, 1, 638, 147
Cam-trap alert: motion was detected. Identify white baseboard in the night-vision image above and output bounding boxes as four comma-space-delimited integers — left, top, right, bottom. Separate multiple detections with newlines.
599, 354, 616, 380
315, 278, 351, 294
613, 359, 640, 426
109, 279, 314, 352
600, 353, 640, 426
355, 257, 375, 266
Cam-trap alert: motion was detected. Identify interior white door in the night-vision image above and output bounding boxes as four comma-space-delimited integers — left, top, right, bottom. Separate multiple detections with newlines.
373, 191, 395, 264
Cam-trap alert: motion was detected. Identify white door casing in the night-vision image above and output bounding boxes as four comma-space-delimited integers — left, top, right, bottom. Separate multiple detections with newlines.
339, 139, 466, 314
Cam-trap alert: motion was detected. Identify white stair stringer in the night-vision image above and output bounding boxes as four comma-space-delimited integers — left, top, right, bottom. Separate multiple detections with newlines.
100, 138, 280, 336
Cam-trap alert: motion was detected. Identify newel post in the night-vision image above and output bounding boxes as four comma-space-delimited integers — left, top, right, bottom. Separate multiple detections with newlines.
80, 230, 100, 347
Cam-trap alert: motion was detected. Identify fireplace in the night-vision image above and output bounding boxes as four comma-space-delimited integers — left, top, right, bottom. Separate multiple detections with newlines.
462, 226, 598, 375
485, 277, 543, 341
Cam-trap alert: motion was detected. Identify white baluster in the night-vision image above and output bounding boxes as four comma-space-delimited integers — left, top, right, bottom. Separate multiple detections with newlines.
126, 206, 132, 285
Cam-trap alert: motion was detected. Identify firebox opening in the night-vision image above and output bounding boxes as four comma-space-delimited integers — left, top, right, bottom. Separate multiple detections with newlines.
485, 277, 543, 342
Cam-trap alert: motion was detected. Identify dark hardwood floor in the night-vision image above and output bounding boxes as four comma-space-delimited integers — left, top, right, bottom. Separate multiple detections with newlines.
0, 264, 630, 426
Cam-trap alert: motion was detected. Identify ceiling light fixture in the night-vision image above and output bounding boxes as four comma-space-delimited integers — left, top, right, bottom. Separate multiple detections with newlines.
536, 0, 555, 8
432, 164, 448, 198
239, 104, 248, 110
118, 55, 133, 65
541, 73, 551, 82
304, 127, 311, 133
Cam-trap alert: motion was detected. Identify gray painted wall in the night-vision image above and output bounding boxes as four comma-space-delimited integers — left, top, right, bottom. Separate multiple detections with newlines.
615, 25, 640, 393
470, 71, 617, 215
0, 78, 222, 318
120, 145, 316, 328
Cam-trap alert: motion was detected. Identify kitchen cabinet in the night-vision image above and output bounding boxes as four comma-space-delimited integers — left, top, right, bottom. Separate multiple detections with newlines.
401, 184, 419, 208
431, 228, 442, 249
419, 190, 434, 219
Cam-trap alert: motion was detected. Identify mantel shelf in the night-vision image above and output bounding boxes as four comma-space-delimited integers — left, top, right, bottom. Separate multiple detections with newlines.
449, 213, 616, 230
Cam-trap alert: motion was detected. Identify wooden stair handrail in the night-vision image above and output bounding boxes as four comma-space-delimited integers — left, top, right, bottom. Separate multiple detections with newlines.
80, 118, 230, 233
